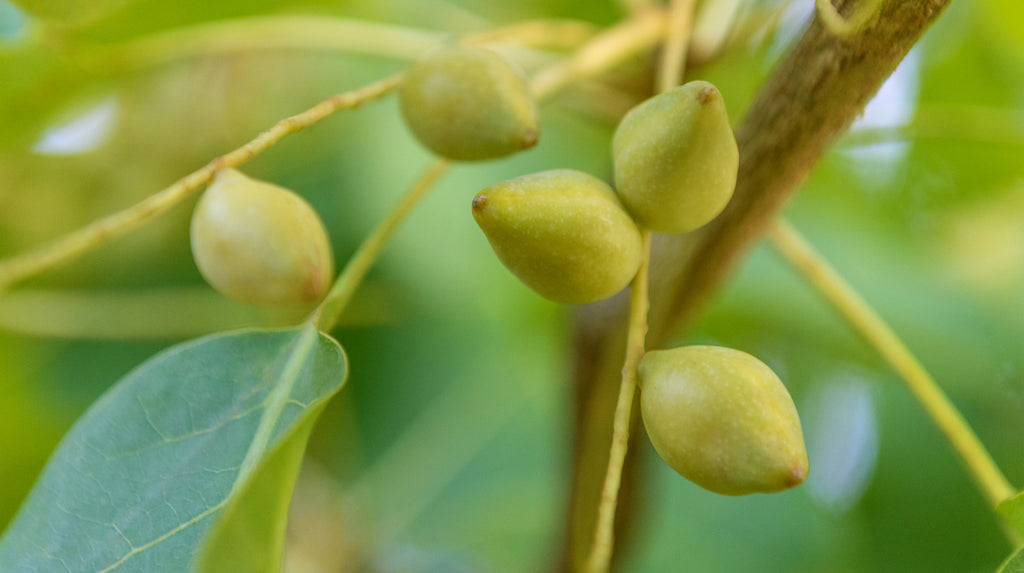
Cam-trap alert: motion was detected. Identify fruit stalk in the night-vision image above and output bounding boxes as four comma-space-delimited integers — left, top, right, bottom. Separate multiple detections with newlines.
0, 74, 403, 295
315, 159, 450, 332
314, 12, 671, 329
584, 230, 651, 573
769, 219, 1020, 545
583, 7, 697, 570
656, 0, 697, 94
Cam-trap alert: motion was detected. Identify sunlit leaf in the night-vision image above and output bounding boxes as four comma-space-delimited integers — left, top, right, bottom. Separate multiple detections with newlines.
0, 324, 347, 572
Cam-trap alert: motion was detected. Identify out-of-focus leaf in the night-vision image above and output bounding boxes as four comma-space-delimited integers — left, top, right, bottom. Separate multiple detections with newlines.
997, 491, 1024, 538
999, 546, 1024, 573
8, 0, 138, 24
0, 324, 347, 572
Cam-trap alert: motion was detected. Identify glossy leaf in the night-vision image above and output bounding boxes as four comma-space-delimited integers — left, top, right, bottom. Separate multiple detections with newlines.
0, 324, 347, 572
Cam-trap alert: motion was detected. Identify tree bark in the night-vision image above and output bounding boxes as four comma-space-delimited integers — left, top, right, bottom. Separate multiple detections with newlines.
559, 0, 954, 570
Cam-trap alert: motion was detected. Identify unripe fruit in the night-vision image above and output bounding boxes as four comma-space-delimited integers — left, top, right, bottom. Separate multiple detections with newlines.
190, 169, 334, 307
639, 346, 808, 496
612, 80, 739, 234
472, 169, 643, 305
399, 44, 539, 161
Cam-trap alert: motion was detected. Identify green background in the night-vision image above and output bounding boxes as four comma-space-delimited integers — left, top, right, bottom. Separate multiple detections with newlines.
1, 0, 1023, 571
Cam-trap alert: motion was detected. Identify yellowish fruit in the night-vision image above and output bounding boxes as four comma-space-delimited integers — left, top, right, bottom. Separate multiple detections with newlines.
612, 80, 738, 234
190, 169, 334, 307
639, 345, 808, 496
472, 169, 643, 304
399, 44, 539, 161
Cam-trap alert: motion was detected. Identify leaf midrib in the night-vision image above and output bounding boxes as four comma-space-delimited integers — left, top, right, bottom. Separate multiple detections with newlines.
95, 324, 321, 573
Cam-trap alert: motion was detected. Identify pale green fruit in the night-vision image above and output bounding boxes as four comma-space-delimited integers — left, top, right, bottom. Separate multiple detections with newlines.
639, 345, 809, 496
472, 169, 643, 305
612, 80, 739, 234
191, 169, 334, 307
399, 44, 539, 161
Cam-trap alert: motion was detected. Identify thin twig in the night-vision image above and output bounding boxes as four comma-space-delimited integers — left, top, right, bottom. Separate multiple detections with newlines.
768, 219, 1020, 545
315, 159, 450, 332
0, 10, 669, 297
83, 16, 601, 72
582, 7, 695, 568
0, 74, 403, 294
530, 7, 666, 98
313, 11, 670, 331
656, 0, 697, 93
584, 231, 651, 573
563, 2, 955, 570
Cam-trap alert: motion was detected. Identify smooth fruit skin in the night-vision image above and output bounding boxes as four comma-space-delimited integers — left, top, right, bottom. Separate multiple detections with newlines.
612, 80, 739, 234
639, 346, 809, 496
399, 44, 539, 161
191, 169, 334, 307
472, 169, 643, 305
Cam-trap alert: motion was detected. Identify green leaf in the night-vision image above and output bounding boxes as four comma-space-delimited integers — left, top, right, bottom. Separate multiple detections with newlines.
998, 491, 1024, 538
197, 407, 320, 572
0, 324, 347, 572
999, 546, 1024, 573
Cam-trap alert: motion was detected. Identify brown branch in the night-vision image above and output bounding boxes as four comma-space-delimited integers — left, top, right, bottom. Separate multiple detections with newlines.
558, 0, 953, 570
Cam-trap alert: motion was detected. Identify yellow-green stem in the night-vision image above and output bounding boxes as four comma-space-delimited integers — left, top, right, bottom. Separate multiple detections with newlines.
83, 16, 599, 72
530, 7, 666, 97
584, 11, 692, 570
584, 230, 652, 573
0, 11, 667, 299
656, 0, 697, 94
769, 219, 1020, 544
312, 11, 669, 331
315, 159, 450, 332
0, 74, 403, 295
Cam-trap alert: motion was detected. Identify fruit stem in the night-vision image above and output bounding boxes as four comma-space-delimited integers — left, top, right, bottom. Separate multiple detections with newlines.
0, 10, 669, 300
583, 16, 697, 570
313, 12, 672, 331
769, 218, 1021, 546
656, 0, 697, 94
81, 16, 601, 73
0, 73, 403, 295
314, 159, 451, 332
530, 6, 667, 97
585, 230, 652, 573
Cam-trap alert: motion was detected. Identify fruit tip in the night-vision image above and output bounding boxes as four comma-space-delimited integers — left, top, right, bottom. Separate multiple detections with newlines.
785, 462, 809, 489
695, 86, 718, 105
520, 128, 539, 150
472, 194, 488, 211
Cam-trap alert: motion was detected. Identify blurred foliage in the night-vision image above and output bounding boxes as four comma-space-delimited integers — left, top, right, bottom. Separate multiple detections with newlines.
0, 0, 1022, 571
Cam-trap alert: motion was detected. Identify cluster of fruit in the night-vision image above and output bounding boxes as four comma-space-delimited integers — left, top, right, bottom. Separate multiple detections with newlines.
188, 44, 808, 496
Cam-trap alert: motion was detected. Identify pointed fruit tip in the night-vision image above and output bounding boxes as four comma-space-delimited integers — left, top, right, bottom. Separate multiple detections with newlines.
695, 86, 718, 105
520, 128, 539, 150
472, 194, 488, 211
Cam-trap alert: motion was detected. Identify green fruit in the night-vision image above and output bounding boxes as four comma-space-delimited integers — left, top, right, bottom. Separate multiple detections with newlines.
612, 80, 739, 234
472, 169, 643, 305
638, 345, 808, 496
399, 44, 539, 161
190, 169, 334, 307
